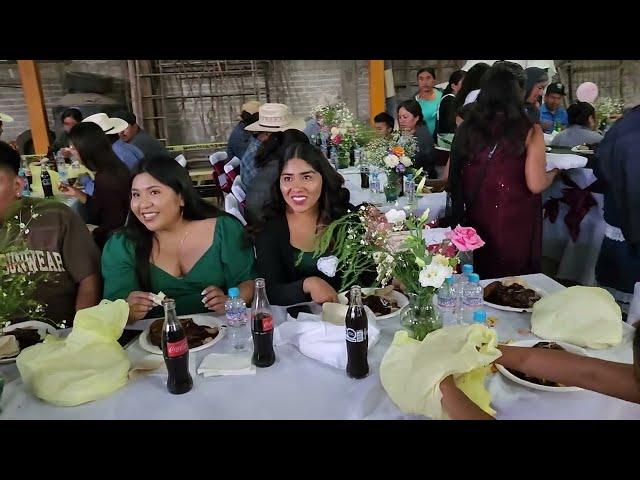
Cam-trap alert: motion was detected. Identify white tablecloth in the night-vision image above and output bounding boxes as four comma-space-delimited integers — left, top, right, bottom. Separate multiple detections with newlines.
340, 167, 447, 223
1, 274, 638, 420
542, 168, 604, 286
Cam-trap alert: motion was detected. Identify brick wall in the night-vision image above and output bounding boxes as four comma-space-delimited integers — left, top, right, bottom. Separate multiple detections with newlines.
0, 60, 127, 142
2, 60, 639, 146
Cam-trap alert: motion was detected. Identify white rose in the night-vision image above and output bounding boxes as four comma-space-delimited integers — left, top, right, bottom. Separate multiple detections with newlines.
399, 156, 413, 167
317, 255, 339, 277
384, 208, 407, 224
344, 121, 353, 128
383, 154, 399, 168
330, 127, 339, 136
418, 262, 453, 288
339, 127, 347, 135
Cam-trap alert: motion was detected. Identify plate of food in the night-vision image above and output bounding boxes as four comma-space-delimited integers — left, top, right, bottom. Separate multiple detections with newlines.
0, 320, 58, 364
139, 315, 226, 355
495, 340, 586, 392
571, 144, 595, 154
481, 277, 545, 313
337, 286, 409, 320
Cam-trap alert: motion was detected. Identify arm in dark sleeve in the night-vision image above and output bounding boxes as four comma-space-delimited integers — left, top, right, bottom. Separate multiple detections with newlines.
438, 96, 457, 135
443, 126, 466, 227
253, 222, 310, 306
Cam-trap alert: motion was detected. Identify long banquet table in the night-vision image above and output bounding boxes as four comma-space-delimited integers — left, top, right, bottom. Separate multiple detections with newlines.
1, 274, 638, 420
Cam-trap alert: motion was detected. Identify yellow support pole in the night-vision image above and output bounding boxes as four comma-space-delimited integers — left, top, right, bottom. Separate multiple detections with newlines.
17, 60, 50, 154
368, 60, 385, 123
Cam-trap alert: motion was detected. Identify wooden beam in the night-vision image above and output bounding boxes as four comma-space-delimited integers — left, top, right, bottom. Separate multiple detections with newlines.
369, 60, 385, 122
17, 60, 50, 154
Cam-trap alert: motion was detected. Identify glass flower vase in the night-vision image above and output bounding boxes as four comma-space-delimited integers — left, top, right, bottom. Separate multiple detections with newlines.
400, 291, 442, 341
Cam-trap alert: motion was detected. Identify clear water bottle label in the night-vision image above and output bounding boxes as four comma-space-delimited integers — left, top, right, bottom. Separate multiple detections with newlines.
346, 327, 368, 343
166, 338, 188, 357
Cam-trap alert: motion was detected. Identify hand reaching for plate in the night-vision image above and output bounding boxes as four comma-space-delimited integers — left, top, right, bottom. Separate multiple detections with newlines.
303, 276, 338, 304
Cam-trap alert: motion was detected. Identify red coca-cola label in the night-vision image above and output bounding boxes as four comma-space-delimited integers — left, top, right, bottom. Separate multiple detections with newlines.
261, 315, 274, 332
166, 338, 188, 358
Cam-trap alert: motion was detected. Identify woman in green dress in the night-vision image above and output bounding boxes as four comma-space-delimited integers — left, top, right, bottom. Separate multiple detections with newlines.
102, 154, 255, 323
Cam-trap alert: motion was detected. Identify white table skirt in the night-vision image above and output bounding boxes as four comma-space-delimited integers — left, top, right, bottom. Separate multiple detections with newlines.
1, 274, 638, 420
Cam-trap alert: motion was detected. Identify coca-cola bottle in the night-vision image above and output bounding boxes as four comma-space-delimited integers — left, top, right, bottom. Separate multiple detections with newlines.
345, 285, 369, 379
161, 299, 193, 394
40, 162, 54, 198
251, 278, 275, 368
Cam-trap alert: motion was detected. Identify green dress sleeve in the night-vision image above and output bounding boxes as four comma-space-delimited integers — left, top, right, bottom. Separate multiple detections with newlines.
101, 233, 141, 301
218, 215, 256, 288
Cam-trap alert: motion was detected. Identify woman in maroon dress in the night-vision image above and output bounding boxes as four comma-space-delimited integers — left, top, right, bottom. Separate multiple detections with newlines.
447, 62, 559, 279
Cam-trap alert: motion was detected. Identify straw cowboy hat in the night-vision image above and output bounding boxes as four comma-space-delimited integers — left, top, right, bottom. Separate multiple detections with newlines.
245, 103, 305, 132
82, 113, 128, 134
241, 100, 261, 115
0, 113, 14, 123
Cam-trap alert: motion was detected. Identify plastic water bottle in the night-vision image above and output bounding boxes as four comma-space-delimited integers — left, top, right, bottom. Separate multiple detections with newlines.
437, 276, 457, 326
353, 146, 362, 164
455, 263, 473, 284
461, 273, 483, 324
329, 146, 338, 169
55, 152, 68, 184
18, 168, 31, 198
404, 173, 415, 204
370, 170, 380, 193
473, 310, 487, 325
224, 287, 248, 350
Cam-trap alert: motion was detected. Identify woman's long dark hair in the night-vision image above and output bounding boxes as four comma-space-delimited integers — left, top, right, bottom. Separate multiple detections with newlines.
122, 154, 226, 291
261, 143, 350, 229
454, 63, 491, 112
68, 122, 130, 182
443, 70, 466, 95
457, 64, 532, 158
254, 129, 310, 168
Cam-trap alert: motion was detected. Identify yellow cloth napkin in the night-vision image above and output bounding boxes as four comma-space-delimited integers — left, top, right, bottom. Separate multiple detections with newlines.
380, 324, 502, 420
16, 300, 131, 407
531, 286, 622, 349
0, 335, 20, 359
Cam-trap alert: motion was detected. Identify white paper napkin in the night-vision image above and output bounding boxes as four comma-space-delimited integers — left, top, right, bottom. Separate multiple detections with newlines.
545, 153, 588, 172
197, 351, 256, 377
273, 311, 380, 370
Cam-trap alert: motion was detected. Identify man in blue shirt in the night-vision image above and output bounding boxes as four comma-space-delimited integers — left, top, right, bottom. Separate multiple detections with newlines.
227, 101, 260, 160
540, 82, 569, 133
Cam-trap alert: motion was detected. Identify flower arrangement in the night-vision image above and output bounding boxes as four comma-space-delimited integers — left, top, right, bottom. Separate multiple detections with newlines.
363, 132, 418, 170
311, 102, 368, 168
307, 204, 485, 339
594, 97, 625, 127
0, 201, 60, 332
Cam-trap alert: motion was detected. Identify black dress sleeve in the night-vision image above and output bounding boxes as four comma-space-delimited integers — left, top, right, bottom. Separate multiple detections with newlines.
437, 96, 457, 135
254, 219, 309, 306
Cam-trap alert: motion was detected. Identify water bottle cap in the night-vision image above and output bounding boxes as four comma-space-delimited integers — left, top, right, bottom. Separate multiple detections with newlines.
445, 276, 454, 285
468, 273, 480, 283
473, 310, 487, 323
462, 264, 473, 274
228, 287, 240, 298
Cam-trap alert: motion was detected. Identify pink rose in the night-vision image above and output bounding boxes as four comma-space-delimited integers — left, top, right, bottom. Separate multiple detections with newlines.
332, 134, 343, 144
445, 225, 485, 252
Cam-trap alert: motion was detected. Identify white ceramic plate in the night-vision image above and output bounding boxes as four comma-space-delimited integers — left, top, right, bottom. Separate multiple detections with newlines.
337, 288, 409, 320
496, 339, 586, 392
139, 315, 226, 355
0, 320, 58, 364
571, 145, 594, 154
480, 278, 546, 313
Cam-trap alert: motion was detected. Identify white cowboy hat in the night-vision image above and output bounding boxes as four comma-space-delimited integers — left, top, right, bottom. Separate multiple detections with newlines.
0, 113, 14, 123
245, 103, 305, 133
82, 113, 128, 134
241, 100, 261, 115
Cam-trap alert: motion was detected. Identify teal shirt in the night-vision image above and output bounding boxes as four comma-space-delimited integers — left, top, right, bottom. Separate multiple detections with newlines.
101, 215, 255, 317
415, 90, 443, 137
